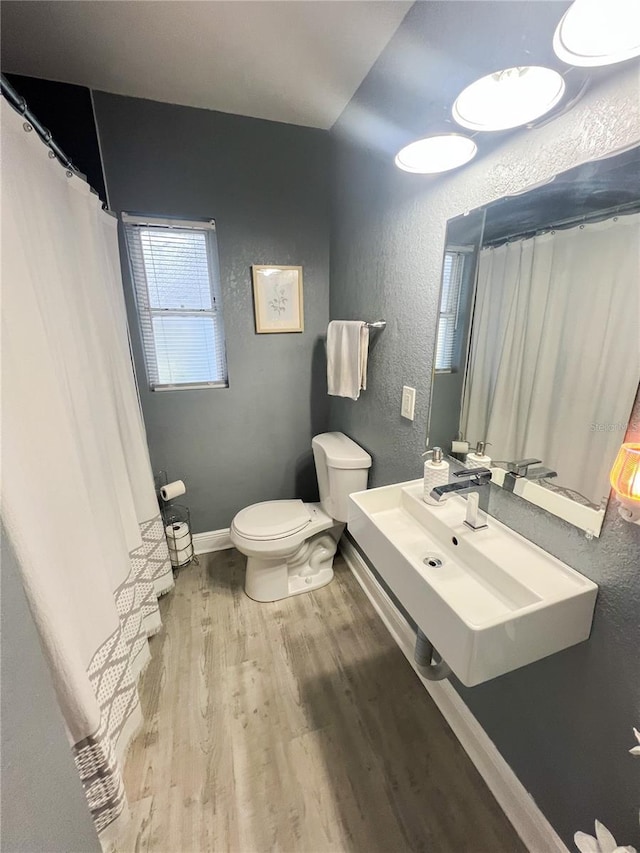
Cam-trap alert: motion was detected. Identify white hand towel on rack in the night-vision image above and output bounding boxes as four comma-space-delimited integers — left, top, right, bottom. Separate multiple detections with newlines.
326, 320, 369, 400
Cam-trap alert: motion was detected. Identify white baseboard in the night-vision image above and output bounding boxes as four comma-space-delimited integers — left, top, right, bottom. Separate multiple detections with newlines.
339, 536, 569, 853
193, 528, 232, 555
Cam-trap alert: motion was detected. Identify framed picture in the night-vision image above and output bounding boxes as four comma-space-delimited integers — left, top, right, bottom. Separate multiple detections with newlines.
252, 265, 304, 333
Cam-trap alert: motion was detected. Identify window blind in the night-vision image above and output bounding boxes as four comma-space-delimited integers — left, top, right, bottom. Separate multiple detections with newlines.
123, 214, 228, 390
435, 250, 466, 372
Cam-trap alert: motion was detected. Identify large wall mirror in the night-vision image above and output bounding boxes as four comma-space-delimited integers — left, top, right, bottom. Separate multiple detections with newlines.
429, 147, 640, 537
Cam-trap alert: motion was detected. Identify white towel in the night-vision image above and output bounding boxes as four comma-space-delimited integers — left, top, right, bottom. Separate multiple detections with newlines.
327, 320, 369, 400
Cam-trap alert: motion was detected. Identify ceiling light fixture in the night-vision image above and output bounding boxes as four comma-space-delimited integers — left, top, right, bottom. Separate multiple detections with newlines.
394, 134, 477, 174
452, 66, 566, 132
553, 0, 640, 67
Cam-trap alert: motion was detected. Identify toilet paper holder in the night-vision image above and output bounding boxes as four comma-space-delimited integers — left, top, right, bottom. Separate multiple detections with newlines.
156, 471, 197, 570
162, 503, 197, 570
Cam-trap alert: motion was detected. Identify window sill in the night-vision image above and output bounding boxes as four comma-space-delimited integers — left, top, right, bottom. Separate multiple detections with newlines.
150, 381, 229, 391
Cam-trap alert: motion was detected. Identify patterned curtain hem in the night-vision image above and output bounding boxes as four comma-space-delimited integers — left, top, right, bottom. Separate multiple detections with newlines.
72, 512, 173, 844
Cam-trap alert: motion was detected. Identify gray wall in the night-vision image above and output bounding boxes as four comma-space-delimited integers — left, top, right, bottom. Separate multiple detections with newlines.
93, 93, 331, 533
330, 2, 640, 847
1, 527, 100, 853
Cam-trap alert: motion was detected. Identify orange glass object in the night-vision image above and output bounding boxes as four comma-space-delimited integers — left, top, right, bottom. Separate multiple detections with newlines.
610, 443, 640, 501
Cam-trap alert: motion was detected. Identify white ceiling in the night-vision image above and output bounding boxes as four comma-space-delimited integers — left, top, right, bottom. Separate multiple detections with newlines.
1, 1, 413, 129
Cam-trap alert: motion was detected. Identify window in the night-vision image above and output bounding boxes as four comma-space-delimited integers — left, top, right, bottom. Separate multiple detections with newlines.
435, 250, 466, 372
123, 214, 228, 390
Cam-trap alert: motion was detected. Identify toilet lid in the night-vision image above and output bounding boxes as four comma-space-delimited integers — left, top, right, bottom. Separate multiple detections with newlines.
233, 500, 312, 541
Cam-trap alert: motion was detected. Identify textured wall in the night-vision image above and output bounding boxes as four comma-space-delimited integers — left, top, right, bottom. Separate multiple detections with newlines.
94, 93, 330, 532
330, 2, 640, 846
1, 527, 100, 852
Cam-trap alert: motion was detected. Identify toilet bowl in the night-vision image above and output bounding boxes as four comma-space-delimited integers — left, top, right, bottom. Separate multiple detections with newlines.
230, 432, 371, 602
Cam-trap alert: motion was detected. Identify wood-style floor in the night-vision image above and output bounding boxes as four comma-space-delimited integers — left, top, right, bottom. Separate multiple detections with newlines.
118, 550, 527, 853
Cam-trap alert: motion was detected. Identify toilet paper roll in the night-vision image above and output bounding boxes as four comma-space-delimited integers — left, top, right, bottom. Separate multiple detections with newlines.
168, 543, 194, 567
161, 480, 186, 501
165, 521, 190, 545
451, 440, 469, 454
168, 534, 192, 548
165, 520, 193, 567
169, 542, 193, 555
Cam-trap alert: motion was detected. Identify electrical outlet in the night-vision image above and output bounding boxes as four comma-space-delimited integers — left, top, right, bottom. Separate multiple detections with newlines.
401, 386, 416, 420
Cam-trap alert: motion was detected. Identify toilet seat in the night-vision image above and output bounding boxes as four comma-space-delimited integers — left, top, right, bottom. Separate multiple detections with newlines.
232, 500, 311, 541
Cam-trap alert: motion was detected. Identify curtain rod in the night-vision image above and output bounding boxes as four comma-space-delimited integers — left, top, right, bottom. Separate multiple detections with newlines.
1, 74, 114, 215
1, 74, 77, 172
483, 199, 640, 248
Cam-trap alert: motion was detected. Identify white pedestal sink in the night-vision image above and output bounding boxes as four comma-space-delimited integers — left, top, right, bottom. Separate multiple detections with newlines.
347, 480, 598, 686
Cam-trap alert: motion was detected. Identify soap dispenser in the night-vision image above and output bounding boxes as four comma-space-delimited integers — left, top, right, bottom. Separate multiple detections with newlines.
422, 447, 450, 505
465, 440, 492, 469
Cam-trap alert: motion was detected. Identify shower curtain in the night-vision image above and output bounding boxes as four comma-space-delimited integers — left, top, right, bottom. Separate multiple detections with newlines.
1, 99, 173, 846
461, 212, 640, 506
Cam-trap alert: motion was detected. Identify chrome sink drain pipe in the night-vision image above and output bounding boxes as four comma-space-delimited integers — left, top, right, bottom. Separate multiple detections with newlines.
414, 629, 451, 681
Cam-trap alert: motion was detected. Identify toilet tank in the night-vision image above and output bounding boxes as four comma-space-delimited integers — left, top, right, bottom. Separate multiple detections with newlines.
312, 432, 372, 522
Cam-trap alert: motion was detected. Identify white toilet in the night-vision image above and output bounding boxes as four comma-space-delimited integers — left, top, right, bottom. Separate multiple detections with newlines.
230, 432, 372, 602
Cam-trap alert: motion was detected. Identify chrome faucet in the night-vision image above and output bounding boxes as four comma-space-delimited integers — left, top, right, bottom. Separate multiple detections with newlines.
504, 458, 557, 491
430, 467, 492, 531
526, 466, 558, 481
508, 458, 542, 478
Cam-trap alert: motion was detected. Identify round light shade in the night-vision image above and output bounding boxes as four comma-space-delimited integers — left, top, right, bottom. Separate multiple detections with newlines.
610, 442, 640, 501
554, 0, 640, 67
452, 66, 566, 132
394, 134, 477, 174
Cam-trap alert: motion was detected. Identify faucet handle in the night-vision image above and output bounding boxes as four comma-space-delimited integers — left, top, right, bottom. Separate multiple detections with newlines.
453, 466, 492, 480
508, 458, 542, 477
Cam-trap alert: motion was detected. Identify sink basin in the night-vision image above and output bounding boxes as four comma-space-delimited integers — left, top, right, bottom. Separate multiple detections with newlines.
347, 480, 598, 686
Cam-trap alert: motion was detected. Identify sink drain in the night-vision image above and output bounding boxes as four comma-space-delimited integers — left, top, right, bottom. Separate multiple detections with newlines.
423, 554, 443, 568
